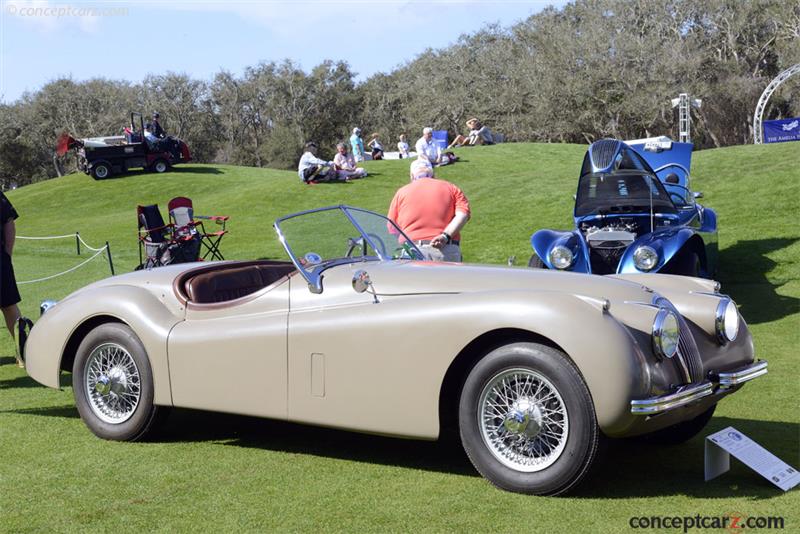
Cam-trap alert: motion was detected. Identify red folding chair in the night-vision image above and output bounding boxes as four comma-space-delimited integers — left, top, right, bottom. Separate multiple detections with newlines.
167, 197, 229, 261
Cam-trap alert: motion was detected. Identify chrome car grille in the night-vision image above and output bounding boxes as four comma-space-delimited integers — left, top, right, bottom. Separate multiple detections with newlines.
654, 297, 704, 384
590, 139, 619, 170
589, 247, 624, 275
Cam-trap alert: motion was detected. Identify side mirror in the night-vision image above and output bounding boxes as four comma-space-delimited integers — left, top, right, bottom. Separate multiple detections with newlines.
693, 191, 704, 199
353, 270, 379, 303
352, 270, 372, 294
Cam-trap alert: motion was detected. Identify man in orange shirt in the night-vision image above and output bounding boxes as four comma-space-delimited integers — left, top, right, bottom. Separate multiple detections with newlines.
388, 159, 470, 262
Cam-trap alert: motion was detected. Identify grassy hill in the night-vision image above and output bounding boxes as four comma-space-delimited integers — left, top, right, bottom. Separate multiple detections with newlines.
1, 143, 798, 531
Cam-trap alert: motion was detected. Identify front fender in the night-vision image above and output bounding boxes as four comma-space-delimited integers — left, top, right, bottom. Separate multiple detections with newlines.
617, 227, 697, 274
531, 229, 591, 273
24, 285, 183, 405
432, 290, 650, 436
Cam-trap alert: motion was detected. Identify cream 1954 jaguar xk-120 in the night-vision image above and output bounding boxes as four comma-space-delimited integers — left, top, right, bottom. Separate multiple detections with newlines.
23, 206, 767, 495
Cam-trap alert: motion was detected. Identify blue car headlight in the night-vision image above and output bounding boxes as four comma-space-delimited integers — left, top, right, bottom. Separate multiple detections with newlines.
548, 245, 574, 270
633, 246, 658, 271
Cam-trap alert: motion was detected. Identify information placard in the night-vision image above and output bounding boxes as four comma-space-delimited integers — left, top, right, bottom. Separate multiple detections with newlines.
705, 426, 799, 491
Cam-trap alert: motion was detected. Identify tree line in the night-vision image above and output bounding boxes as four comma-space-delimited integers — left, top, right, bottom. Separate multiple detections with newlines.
1, 0, 798, 188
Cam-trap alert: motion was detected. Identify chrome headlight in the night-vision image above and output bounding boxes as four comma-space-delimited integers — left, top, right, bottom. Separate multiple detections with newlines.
633, 246, 658, 271
652, 308, 679, 359
40, 300, 57, 316
715, 298, 739, 344
548, 245, 574, 270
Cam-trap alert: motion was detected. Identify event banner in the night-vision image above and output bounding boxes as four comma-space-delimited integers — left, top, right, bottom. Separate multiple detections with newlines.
763, 117, 800, 143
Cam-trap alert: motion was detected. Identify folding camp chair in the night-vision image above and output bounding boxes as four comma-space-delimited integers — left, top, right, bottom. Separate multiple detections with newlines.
167, 197, 229, 261
137, 204, 174, 269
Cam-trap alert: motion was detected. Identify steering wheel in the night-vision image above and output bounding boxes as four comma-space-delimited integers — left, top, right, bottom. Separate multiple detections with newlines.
345, 233, 389, 258
345, 237, 365, 258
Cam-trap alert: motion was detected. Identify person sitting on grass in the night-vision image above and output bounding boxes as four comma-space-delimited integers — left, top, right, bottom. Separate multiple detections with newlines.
368, 133, 384, 160
298, 142, 345, 183
333, 143, 367, 180
447, 118, 494, 148
397, 134, 411, 159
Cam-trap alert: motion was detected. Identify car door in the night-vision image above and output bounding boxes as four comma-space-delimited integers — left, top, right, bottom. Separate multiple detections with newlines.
167, 279, 289, 419
286, 263, 452, 440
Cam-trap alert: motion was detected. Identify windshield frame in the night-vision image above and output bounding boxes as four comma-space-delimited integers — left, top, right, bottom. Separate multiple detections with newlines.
574, 170, 679, 217
274, 205, 423, 293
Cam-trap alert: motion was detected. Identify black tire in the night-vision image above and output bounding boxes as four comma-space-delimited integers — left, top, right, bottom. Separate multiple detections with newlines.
91, 162, 111, 180
668, 250, 702, 277
527, 253, 546, 269
152, 159, 170, 173
459, 342, 599, 495
72, 323, 167, 441
637, 404, 716, 446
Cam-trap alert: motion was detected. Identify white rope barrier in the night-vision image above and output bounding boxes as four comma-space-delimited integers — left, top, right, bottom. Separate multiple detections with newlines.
17, 234, 78, 240
76, 234, 106, 252
13, 231, 116, 284
17, 246, 108, 285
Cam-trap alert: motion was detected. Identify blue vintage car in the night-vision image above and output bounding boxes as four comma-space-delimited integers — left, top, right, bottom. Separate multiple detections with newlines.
529, 138, 718, 277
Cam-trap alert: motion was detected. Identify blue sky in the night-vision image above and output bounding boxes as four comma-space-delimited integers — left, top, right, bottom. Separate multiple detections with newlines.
0, 0, 565, 103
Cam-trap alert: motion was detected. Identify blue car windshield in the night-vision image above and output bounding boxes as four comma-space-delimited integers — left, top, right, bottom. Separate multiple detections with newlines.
575, 172, 678, 217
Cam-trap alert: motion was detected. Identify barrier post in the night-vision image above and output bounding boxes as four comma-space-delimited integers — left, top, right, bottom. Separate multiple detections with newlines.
76, 232, 81, 255
105, 242, 115, 276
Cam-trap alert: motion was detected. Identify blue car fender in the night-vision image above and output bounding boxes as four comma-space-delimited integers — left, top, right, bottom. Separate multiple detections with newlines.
617, 227, 700, 274
531, 229, 591, 272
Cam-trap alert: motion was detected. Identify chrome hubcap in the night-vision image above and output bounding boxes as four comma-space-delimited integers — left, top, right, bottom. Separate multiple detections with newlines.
479, 368, 569, 472
84, 343, 141, 424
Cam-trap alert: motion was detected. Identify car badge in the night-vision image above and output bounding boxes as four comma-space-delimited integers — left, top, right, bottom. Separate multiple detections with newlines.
641, 285, 654, 293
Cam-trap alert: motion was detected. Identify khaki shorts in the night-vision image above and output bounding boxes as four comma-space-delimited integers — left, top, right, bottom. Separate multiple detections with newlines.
420, 243, 462, 262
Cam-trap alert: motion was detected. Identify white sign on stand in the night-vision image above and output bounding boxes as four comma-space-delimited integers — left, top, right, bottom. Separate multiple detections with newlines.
705, 426, 799, 491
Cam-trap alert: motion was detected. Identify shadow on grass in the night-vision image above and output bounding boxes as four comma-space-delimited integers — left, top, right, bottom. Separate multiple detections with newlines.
717, 238, 800, 324
6, 403, 794, 496
576, 416, 799, 499
170, 166, 223, 175
0, 373, 40, 390
1, 404, 79, 418
158, 408, 476, 477
0, 356, 18, 365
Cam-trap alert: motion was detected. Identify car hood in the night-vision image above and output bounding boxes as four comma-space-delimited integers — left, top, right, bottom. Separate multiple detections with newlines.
350, 260, 667, 304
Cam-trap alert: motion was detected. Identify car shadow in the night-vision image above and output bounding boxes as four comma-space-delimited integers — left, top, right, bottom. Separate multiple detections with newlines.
5, 404, 795, 495
0, 356, 18, 365
575, 416, 798, 499
717, 238, 800, 324
0, 373, 40, 390
1, 404, 79, 418
157, 408, 477, 477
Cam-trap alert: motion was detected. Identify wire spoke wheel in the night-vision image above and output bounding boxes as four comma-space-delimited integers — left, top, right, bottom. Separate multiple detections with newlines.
478, 368, 569, 472
84, 342, 141, 424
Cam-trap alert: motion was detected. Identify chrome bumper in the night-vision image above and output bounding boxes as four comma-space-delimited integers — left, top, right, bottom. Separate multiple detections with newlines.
631, 360, 768, 415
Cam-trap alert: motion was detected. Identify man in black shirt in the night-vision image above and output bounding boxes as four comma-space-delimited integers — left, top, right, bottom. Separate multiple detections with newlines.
151, 112, 165, 138
1, 191, 22, 365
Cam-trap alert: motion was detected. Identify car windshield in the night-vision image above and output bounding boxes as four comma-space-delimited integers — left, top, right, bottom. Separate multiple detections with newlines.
274, 206, 423, 290
575, 171, 678, 217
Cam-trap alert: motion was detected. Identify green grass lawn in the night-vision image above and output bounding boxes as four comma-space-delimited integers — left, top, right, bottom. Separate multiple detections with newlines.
1, 143, 798, 532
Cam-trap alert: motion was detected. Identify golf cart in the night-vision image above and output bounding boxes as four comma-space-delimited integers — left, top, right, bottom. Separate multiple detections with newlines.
57, 112, 192, 179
